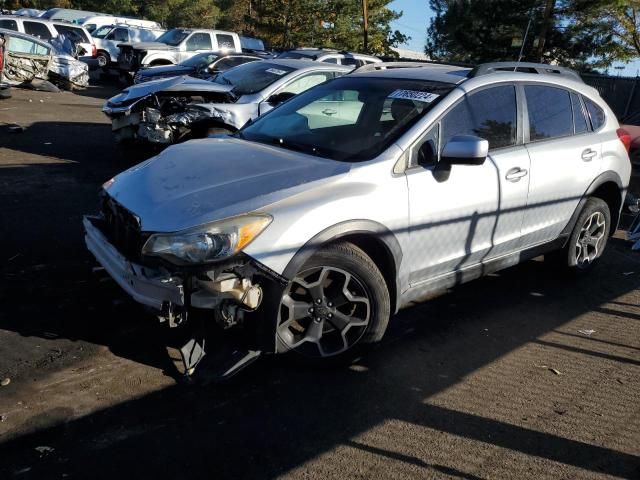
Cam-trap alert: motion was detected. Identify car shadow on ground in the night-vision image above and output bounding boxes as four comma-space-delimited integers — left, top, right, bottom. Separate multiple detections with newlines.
0, 239, 639, 479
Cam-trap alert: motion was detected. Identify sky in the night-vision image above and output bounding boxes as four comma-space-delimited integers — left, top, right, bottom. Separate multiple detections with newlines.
388, 0, 640, 77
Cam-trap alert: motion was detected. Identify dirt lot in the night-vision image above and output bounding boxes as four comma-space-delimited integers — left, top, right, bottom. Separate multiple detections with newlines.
0, 85, 639, 480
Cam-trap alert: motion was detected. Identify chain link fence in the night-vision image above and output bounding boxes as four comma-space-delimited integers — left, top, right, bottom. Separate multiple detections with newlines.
582, 74, 640, 125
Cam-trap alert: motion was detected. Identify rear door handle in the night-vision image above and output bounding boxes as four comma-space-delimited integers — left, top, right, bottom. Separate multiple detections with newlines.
581, 148, 597, 161
505, 167, 528, 182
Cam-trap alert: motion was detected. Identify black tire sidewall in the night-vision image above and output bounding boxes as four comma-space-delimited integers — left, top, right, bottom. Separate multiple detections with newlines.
278, 242, 391, 363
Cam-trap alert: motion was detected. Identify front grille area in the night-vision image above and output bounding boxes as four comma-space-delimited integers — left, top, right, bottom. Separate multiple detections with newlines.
100, 196, 148, 261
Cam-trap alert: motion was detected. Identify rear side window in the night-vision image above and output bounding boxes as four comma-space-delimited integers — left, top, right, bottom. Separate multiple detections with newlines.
525, 85, 573, 141
570, 92, 589, 134
24, 21, 52, 41
216, 34, 235, 49
186, 32, 212, 51
0, 19, 18, 30
442, 85, 517, 150
54, 25, 90, 43
341, 58, 364, 67
584, 98, 605, 130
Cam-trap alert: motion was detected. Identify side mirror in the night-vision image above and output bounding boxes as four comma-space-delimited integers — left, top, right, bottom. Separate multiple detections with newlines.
268, 91, 296, 105
441, 135, 488, 165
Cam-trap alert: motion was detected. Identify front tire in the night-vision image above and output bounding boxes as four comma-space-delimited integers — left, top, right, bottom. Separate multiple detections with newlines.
548, 197, 611, 273
276, 242, 390, 362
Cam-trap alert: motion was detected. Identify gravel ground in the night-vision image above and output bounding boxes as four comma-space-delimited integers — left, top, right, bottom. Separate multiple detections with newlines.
0, 85, 639, 480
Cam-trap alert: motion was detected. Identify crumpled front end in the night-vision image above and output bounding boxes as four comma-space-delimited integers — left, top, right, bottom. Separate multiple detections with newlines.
48, 54, 89, 90
104, 90, 247, 145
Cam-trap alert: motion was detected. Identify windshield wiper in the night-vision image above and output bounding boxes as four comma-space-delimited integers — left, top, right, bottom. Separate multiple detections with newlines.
269, 137, 330, 158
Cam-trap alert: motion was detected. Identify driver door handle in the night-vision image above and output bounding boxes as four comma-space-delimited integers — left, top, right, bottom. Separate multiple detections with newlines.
505, 167, 528, 182
581, 148, 597, 161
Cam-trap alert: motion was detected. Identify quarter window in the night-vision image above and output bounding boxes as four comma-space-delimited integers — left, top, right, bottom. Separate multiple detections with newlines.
24, 21, 52, 41
186, 33, 212, 51
584, 98, 605, 130
442, 85, 517, 150
570, 92, 589, 134
525, 85, 573, 141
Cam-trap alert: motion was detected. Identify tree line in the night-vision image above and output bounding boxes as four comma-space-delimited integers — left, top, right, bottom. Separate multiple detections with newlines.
426, 0, 640, 71
4, 0, 408, 54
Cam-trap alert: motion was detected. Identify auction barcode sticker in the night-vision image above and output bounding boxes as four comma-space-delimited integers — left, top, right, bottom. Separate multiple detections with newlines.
266, 68, 288, 76
388, 90, 440, 103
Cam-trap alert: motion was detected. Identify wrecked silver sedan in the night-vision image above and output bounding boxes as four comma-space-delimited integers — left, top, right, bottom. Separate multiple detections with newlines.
102, 59, 350, 144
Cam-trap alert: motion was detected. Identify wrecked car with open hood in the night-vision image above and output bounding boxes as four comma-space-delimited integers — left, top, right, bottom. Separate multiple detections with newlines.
102, 59, 350, 145
0, 28, 88, 90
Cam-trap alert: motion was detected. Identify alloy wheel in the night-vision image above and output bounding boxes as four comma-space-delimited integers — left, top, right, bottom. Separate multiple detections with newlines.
277, 266, 371, 357
575, 211, 606, 268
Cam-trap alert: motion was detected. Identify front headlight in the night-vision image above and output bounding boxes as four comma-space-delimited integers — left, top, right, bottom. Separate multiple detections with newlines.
141, 214, 272, 265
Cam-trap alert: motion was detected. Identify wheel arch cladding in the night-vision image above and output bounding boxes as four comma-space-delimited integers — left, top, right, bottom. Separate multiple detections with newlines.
281, 220, 402, 314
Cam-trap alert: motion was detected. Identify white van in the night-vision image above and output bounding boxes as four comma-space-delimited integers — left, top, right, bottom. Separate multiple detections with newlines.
0, 15, 97, 60
80, 15, 162, 34
92, 24, 166, 67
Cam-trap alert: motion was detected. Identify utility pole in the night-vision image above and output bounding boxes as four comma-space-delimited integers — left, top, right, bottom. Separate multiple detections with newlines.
535, 0, 555, 62
362, 0, 369, 52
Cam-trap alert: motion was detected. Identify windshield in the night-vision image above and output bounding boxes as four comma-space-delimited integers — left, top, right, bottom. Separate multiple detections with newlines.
213, 62, 295, 95
240, 77, 453, 162
156, 29, 190, 46
181, 52, 218, 68
92, 25, 113, 39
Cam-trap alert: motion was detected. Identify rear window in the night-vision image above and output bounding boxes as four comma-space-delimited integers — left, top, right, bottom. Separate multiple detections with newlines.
53, 25, 90, 43
584, 98, 606, 130
24, 21, 52, 41
0, 19, 18, 30
525, 85, 573, 141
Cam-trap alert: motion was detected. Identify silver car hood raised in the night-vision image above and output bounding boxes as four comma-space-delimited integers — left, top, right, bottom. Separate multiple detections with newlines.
108, 76, 234, 104
106, 137, 350, 232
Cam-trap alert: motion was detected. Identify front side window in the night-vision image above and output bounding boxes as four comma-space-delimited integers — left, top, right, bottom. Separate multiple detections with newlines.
341, 57, 363, 67
240, 77, 453, 161
24, 22, 52, 41
279, 72, 333, 95
442, 85, 517, 150
156, 29, 190, 46
525, 85, 573, 141
584, 97, 605, 130
107, 27, 128, 42
92, 26, 113, 39
186, 32, 212, 51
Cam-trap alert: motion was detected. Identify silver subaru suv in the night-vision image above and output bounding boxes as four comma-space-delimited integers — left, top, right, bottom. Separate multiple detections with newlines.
84, 61, 632, 377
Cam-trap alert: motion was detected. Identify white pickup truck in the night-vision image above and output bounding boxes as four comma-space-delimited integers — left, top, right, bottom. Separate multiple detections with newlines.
117, 28, 241, 75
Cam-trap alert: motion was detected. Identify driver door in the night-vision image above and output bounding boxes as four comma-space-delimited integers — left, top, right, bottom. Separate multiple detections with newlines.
405, 84, 531, 285
181, 32, 212, 63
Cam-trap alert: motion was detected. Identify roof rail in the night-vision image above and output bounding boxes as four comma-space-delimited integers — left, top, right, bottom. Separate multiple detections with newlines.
353, 61, 459, 74
469, 62, 583, 82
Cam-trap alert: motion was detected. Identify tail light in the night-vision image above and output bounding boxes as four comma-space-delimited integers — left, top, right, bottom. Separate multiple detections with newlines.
617, 128, 632, 153
92, 44, 97, 58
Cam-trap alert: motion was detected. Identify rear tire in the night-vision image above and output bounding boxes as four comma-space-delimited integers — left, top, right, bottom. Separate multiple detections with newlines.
547, 197, 611, 273
275, 242, 390, 364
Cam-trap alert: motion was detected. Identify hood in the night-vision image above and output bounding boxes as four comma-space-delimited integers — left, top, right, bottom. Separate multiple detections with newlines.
107, 75, 234, 104
129, 41, 176, 51
138, 64, 193, 77
105, 137, 350, 232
